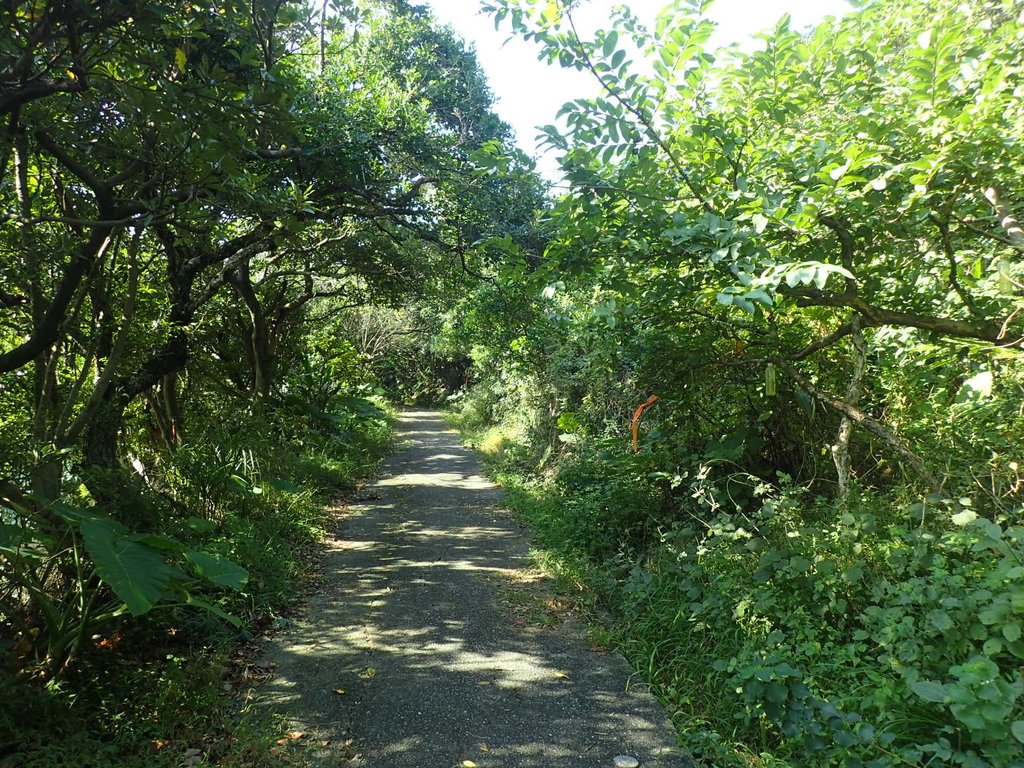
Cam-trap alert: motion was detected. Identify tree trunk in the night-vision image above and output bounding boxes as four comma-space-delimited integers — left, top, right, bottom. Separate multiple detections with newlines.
82, 330, 188, 523
228, 261, 273, 400
830, 318, 866, 505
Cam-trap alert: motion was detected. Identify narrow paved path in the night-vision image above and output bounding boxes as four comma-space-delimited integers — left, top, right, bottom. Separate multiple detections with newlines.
259, 410, 688, 767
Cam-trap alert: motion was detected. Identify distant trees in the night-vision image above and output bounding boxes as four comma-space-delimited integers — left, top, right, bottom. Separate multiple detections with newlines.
1, 0, 537, 670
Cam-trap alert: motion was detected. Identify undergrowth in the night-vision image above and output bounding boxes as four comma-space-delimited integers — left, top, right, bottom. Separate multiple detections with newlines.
1, 402, 394, 768
449, 393, 1024, 768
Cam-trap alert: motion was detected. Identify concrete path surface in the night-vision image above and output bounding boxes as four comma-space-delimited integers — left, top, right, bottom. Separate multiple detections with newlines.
259, 410, 688, 768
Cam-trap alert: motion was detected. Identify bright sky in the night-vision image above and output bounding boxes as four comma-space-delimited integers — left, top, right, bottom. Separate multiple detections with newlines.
424, 0, 852, 176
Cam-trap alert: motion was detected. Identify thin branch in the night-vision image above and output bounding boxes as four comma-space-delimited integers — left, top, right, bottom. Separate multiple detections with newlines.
957, 217, 1024, 251
0, 228, 117, 374
779, 362, 942, 493
787, 319, 858, 361
831, 316, 866, 503
786, 288, 1018, 348
0, 289, 27, 309
0, 76, 87, 115
2, 211, 148, 228
58, 232, 142, 446
34, 130, 110, 203
564, 11, 716, 214
931, 214, 982, 319
818, 215, 857, 296
244, 146, 306, 161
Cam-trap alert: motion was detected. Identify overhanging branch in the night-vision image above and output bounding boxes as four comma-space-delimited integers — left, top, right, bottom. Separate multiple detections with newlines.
778, 362, 942, 493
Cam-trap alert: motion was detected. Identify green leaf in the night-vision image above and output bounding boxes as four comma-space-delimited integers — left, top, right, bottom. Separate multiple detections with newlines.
951, 509, 978, 526
267, 477, 303, 494
745, 289, 773, 306
1012, 721, 1024, 744
185, 549, 249, 590
1003, 622, 1022, 643
128, 532, 184, 551
842, 565, 864, 582
0, 522, 23, 550
911, 680, 947, 703
983, 638, 1003, 656
186, 517, 217, 534
789, 556, 811, 573
184, 594, 243, 627
228, 474, 251, 492
80, 520, 172, 616
602, 31, 618, 58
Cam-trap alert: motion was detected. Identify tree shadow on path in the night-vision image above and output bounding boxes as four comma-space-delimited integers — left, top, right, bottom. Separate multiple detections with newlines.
259, 410, 690, 768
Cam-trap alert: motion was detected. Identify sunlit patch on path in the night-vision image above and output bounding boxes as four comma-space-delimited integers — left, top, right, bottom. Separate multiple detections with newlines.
258, 410, 688, 767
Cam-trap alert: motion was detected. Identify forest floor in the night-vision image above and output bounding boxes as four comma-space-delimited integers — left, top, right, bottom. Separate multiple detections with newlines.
257, 409, 688, 767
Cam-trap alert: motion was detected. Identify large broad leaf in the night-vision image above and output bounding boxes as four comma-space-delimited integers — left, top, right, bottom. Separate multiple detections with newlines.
28, 495, 126, 532
335, 395, 385, 419
910, 680, 947, 703
1012, 720, 1024, 744
185, 549, 249, 590
80, 519, 172, 616
184, 594, 243, 627
266, 476, 303, 494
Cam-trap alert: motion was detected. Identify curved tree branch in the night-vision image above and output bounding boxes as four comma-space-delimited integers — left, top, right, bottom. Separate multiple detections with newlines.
779, 362, 942, 493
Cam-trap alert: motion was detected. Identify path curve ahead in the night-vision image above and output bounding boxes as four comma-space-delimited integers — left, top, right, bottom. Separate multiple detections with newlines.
260, 410, 688, 767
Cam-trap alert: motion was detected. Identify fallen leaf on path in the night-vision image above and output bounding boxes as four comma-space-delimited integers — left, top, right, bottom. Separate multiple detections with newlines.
462, 761, 478, 768
360, 667, 377, 679
553, 671, 570, 679
332, 688, 346, 695
480, 743, 490, 752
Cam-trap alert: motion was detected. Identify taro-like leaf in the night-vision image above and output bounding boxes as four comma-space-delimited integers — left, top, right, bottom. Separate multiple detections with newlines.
185, 549, 249, 590
80, 519, 172, 615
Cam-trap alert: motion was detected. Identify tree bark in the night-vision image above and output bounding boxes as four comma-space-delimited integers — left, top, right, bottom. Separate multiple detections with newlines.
984, 186, 1024, 248
829, 318, 866, 504
228, 261, 273, 399
788, 289, 1017, 348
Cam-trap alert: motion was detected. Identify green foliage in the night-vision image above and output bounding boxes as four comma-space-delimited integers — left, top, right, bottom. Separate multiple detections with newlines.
1, 647, 297, 768
1, 395, 393, 765
453, 3, 1024, 765
1, 0, 467, 760
0, 495, 248, 672
468, 406, 1024, 765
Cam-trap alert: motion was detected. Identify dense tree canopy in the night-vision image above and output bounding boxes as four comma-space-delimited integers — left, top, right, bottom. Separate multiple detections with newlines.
0, 0, 534, 742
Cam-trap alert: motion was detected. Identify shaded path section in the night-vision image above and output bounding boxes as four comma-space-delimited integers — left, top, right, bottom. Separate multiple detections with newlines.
259, 410, 687, 767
